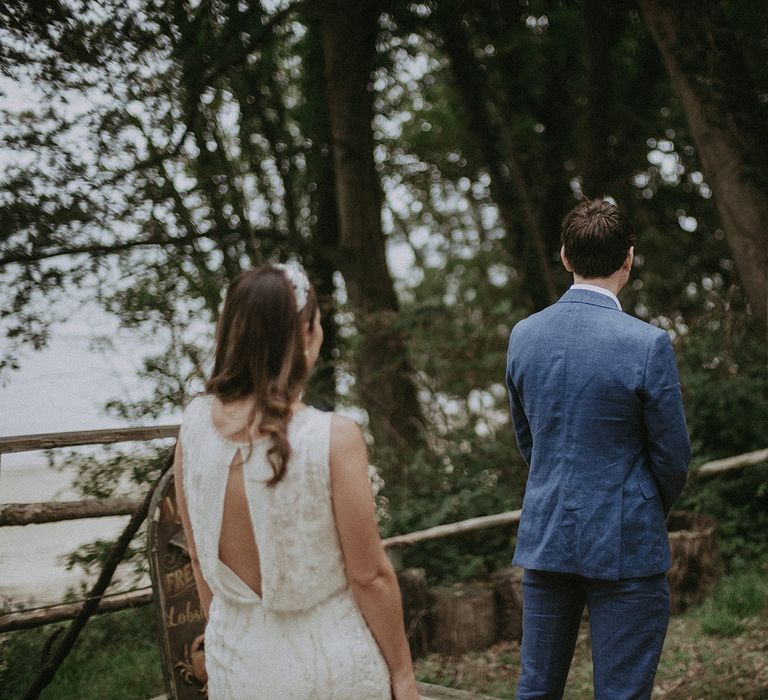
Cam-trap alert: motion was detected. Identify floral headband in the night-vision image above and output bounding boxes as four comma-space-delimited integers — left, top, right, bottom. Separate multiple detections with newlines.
274, 262, 310, 311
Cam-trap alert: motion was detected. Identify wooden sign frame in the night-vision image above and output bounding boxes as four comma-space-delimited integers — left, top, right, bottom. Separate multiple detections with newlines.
147, 468, 208, 699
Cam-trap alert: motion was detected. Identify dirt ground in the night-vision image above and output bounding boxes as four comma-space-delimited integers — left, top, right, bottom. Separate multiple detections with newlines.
414, 607, 768, 699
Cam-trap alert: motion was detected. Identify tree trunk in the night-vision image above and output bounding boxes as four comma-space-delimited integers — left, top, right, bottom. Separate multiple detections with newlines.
299, 14, 342, 410
581, 1, 619, 197
319, 0, 426, 469
437, 11, 558, 310
639, 0, 768, 335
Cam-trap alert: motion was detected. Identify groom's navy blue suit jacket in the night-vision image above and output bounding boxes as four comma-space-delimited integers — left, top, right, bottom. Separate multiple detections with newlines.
506, 287, 691, 581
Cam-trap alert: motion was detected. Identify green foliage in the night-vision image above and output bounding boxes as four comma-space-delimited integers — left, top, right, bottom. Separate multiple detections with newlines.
383, 425, 526, 584
402, 247, 526, 398
53, 443, 170, 499
0, 607, 164, 700
697, 570, 768, 637
678, 310, 768, 462
674, 299, 768, 570
679, 464, 768, 571
61, 530, 148, 585
50, 444, 172, 582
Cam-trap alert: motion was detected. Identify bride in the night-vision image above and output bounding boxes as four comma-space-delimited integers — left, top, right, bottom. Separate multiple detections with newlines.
173, 263, 420, 699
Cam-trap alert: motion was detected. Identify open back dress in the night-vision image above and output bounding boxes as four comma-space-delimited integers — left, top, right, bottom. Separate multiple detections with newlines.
179, 395, 390, 699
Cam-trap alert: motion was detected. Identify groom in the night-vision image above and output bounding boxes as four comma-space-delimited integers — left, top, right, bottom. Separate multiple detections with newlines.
506, 198, 691, 699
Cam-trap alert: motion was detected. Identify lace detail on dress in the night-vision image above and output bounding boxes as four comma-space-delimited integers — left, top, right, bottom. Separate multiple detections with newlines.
247, 405, 348, 611
179, 395, 390, 700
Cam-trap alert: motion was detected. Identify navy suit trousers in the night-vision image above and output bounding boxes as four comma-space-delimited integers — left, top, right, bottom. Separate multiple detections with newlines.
516, 569, 670, 700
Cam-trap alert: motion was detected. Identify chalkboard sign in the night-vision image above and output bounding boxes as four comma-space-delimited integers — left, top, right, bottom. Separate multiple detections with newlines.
147, 468, 208, 699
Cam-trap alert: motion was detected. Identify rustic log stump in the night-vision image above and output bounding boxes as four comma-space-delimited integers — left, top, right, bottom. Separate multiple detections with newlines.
490, 565, 523, 643
397, 567, 430, 659
667, 510, 722, 613
430, 582, 497, 655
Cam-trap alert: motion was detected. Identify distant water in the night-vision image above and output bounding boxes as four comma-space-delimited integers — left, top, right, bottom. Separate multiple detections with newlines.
0, 462, 140, 607
0, 304, 178, 608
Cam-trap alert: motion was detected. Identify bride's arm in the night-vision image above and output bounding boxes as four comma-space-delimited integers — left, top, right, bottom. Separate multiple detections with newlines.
330, 415, 419, 700
173, 440, 214, 618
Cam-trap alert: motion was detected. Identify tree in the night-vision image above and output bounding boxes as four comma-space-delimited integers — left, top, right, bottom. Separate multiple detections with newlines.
424, 0, 560, 310
0, 0, 428, 471
319, 0, 427, 465
1, 1, 765, 560
639, 0, 768, 335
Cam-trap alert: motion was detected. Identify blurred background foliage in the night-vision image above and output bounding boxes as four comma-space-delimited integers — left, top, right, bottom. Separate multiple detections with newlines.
0, 0, 766, 583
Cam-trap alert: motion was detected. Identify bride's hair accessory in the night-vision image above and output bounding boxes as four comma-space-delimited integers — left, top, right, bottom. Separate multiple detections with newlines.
274, 262, 310, 311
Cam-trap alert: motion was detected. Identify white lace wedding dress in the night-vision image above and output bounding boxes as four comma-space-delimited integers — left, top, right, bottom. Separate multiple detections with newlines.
180, 395, 391, 699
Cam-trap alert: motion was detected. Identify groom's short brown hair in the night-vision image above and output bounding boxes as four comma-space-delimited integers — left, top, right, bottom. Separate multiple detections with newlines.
561, 199, 636, 278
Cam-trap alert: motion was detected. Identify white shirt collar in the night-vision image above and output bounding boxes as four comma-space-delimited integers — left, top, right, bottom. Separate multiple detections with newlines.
570, 283, 622, 310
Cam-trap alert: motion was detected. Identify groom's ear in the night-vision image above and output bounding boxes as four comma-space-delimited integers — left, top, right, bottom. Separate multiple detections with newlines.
560, 246, 573, 272
624, 246, 634, 270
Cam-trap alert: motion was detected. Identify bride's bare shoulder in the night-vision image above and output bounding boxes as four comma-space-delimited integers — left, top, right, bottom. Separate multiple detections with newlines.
329, 414, 366, 461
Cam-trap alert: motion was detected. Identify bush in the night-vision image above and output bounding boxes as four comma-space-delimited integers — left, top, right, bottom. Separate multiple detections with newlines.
678, 463, 768, 571
382, 425, 526, 585
675, 309, 768, 571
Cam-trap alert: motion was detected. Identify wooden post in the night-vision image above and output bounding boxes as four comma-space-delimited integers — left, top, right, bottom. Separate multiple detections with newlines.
695, 448, 768, 478
397, 567, 430, 659
382, 510, 521, 549
490, 566, 523, 643
667, 511, 723, 613
430, 582, 497, 655
0, 425, 179, 454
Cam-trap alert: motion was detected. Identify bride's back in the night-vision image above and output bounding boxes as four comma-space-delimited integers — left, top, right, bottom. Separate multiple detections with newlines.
215, 399, 263, 596
180, 394, 348, 612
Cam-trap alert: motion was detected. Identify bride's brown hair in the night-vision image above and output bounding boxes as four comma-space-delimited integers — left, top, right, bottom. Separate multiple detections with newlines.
205, 265, 318, 485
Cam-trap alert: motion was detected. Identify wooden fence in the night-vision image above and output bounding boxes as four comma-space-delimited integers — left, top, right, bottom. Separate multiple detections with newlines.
1, 424, 766, 635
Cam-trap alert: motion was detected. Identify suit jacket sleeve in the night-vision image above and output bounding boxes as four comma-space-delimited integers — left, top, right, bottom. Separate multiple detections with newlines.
642, 331, 692, 514
506, 343, 533, 467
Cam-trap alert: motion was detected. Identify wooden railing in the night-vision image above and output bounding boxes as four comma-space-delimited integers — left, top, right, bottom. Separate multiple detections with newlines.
0, 589, 154, 633
1, 425, 766, 634
696, 447, 768, 477
0, 425, 180, 454
0, 426, 178, 527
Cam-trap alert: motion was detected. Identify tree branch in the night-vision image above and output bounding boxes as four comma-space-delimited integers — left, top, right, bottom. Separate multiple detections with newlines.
202, 0, 311, 87
0, 228, 283, 267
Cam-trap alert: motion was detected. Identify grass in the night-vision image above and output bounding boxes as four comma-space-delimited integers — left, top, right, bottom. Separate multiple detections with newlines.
0, 606, 165, 700
1, 569, 767, 699
698, 570, 768, 636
